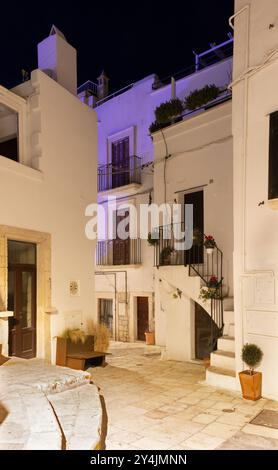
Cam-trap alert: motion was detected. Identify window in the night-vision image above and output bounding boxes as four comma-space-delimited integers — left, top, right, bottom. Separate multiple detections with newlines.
269, 111, 278, 200
111, 137, 130, 188
113, 209, 130, 265
0, 104, 19, 162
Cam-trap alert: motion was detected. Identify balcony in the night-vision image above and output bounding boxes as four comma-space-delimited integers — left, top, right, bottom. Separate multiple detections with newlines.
96, 239, 141, 266
98, 155, 142, 196
154, 224, 217, 272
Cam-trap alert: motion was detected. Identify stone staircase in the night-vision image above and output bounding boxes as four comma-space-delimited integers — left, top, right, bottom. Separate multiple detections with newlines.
206, 297, 237, 390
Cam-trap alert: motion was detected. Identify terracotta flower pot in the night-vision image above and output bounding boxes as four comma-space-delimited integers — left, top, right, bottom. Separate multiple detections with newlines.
145, 331, 155, 345
239, 370, 262, 401
203, 357, 210, 369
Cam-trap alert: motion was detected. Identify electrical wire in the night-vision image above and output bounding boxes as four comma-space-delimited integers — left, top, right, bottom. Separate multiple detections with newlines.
229, 47, 278, 89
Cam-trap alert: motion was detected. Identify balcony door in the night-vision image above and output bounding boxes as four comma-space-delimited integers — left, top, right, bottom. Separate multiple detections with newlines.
185, 190, 204, 265
111, 137, 130, 188
113, 209, 130, 265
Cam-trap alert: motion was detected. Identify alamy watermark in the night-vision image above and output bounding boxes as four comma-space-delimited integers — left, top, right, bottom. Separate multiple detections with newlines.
85, 196, 193, 251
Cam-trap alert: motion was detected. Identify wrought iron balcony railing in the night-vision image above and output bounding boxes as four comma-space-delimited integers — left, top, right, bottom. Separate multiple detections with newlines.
96, 239, 141, 266
98, 155, 142, 192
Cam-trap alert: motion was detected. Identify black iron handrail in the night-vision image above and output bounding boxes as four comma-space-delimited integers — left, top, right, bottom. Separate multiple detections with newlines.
98, 155, 142, 191
96, 239, 141, 266
154, 223, 224, 339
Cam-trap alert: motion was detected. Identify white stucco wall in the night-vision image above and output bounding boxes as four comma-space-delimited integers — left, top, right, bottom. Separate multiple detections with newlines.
233, 0, 278, 399
0, 69, 97, 360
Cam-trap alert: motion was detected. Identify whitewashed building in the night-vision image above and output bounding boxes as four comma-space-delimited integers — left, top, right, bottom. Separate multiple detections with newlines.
232, 0, 278, 400
79, 41, 233, 343
152, 96, 234, 370
0, 26, 97, 362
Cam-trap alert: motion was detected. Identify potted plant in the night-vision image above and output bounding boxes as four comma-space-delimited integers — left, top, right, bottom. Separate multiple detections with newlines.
199, 277, 222, 302
185, 84, 221, 111
239, 343, 263, 401
148, 231, 159, 246
155, 98, 184, 124
170, 249, 179, 265
204, 235, 216, 254
145, 317, 155, 345
160, 246, 173, 265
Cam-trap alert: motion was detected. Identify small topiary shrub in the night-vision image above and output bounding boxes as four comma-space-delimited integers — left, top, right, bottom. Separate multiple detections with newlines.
155, 99, 184, 124
241, 343, 263, 375
185, 84, 221, 111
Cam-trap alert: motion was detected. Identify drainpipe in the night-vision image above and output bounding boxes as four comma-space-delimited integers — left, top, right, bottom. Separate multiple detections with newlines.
229, 4, 250, 374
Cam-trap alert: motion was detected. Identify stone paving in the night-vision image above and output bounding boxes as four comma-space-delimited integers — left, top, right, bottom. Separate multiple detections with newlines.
90, 342, 278, 450
0, 358, 102, 450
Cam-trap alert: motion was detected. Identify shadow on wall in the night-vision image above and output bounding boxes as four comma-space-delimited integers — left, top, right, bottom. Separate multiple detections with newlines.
0, 402, 8, 425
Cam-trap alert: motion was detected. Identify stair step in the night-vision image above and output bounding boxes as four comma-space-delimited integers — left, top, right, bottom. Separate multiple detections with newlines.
205, 366, 237, 390
207, 365, 236, 377
210, 349, 235, 371
218, 336, 235, 353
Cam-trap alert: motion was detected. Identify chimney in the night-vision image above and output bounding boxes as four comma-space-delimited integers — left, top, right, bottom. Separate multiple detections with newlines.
97, 71, 109, 100
37, 25, 77, 95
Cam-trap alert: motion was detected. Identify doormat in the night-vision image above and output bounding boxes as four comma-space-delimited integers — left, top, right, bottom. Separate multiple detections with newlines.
250, 410, 278, 429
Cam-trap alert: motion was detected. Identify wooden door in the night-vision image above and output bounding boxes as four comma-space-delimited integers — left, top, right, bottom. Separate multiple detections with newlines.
8, 265, 36, 358
113, 210, 130, 265
185, 190, 204, 264
112, 137, 130, 188
137, 297, 149, 341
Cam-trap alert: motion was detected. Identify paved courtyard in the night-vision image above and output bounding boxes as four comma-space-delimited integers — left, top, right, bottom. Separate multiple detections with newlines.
91, 342, 278, 450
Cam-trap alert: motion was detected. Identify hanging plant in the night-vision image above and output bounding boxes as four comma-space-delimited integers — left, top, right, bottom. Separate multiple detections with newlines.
199, 287, 221, 301
207, 276, 222, 289
185, 85, 221, 111
173, 288, 182, 299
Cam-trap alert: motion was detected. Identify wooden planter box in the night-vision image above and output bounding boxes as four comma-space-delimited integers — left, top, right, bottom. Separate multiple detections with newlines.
239, 370, 262, 401
56, 335, 107, 371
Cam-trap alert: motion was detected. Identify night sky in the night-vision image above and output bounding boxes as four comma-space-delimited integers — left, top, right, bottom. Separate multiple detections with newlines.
0, 0, 234, 92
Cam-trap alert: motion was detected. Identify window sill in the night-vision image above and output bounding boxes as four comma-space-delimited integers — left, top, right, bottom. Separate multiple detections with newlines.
0, 311, 13, 319
0, 155, 43, 181
96, 264, 142, 269
98, 182, 142, 200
